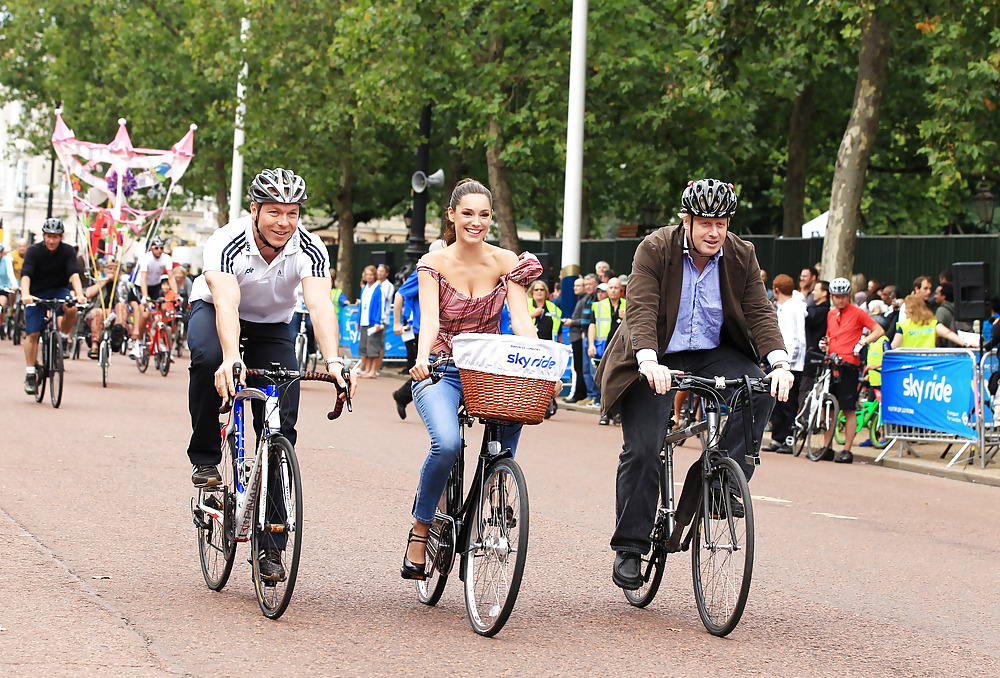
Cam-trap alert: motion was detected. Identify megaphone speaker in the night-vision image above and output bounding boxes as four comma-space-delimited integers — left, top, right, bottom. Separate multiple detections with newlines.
411, 168, 445, 193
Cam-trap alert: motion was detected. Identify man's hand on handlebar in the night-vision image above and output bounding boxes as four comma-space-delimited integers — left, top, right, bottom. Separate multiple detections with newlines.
765, 365, 795, 401
639, 361, 677, 395
325, 358, 356, 399
215, 358, 245, 399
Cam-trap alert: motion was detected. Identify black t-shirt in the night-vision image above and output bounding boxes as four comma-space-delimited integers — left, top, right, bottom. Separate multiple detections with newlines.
21, 242, 80, 294
607, 298, 624, 343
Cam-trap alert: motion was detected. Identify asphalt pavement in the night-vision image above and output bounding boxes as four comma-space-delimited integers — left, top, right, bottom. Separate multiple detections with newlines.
2, 344, 998, 676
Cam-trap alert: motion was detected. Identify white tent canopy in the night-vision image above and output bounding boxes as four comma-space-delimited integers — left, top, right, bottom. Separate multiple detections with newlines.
802, 211, 828, 238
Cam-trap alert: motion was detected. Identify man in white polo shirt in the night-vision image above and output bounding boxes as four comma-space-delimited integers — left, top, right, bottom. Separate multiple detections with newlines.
129, 235, 179, 359
186, 168, 356, 581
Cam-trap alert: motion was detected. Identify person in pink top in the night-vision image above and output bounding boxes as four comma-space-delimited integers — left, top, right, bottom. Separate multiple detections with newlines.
401, 178, 542, 581
817, 276, 884, 463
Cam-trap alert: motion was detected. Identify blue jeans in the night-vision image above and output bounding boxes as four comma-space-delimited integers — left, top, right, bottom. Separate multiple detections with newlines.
410, 363, 522, 524
582, 352, 599, 401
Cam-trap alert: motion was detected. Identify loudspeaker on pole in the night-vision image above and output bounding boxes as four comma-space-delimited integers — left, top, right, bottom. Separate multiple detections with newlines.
952, 261, 991, 322
411, 168, 445, 193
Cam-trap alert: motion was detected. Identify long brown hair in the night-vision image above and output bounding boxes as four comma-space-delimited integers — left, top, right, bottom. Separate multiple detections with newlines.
442, 178, 492, 245
904, 293, 935, 325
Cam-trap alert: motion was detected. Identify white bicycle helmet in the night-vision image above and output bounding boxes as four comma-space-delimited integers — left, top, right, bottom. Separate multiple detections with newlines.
247, 168, 308, 205
829, 277, 852, 295
680, 179, 738, 218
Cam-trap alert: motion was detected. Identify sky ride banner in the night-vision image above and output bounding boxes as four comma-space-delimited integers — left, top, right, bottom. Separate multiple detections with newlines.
881, 352, 977, 439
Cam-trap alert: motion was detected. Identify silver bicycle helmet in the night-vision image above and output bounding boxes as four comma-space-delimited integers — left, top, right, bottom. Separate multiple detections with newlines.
829, 277, 852, 295
149, 236, 165, 248
247, 168, 308, 205
42, 217, 65, 234
680, 179, 738, 218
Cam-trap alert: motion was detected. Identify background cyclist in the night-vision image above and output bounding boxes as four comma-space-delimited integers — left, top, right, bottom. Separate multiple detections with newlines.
815, 277, 884, 464
595, 178, 794, 591
185, 167, 356, 581
129, 236, 178, 359
19, 218, 87, 395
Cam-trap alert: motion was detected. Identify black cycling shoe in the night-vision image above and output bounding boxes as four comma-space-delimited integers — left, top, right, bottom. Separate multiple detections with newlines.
191, 464, 222, 487
257, 548, 286, 582
710, 491, 745, 520
612, 552, 642, 590
818, 446, 836, 461
598, 415, 610, 425
834, 450, 854, 464
400, 529, 428, 580
392, 389, 407, 420
765, 440, 782, 452
775, 444, 793, 454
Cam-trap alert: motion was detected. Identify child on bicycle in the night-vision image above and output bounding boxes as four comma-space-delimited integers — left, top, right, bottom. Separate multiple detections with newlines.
401, 178, 542, 581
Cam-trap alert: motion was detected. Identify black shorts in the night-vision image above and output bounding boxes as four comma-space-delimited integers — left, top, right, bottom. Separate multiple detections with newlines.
830, 363, 861, 411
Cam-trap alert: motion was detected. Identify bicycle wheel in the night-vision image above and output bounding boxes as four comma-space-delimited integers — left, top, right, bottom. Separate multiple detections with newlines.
49, 333, 64, 408
197, 433, 237, 590
158, 328, 172, 376
868, 418, 888, 449
833, 412, 847, 446
251, 436, 302, 620
692, 456, 754, 637
136, 340, 149, 373
805, 394, 839, 461
792, 398, 812, 457
416, 492, 452, 606
462, 458, 529, 637
12, 307, 22, 345
100, 336, 110, 388
624, 499, 666, 607
173, 320, 185, 357
34, 360, 46, 403
295, 333, 308, 371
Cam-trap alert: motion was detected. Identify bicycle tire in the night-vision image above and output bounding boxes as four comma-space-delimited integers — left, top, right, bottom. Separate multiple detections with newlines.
72, 336, 81, 360
294, 333, 308, 372
136, 340, 149, 373
416, 492, 452, 606
462, 457, 529, 637
868, 419, 888, 449
833, 412, 847, 446
805, 394, 839, 461
100, 336, 110, 388
173, 321, 185, 357
623, 488, 666, 607
692, 456, 754, 637
50, 334, 64, 408
251, 436, 303, 620
158, 328, 171, 376
198, 433, 237, 591
12, 306, 22, 345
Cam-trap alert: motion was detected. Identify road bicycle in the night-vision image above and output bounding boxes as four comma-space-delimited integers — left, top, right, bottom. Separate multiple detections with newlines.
191, 363, 352, 619
28, 298, 82, 409
623, 373, 770, 637
96, 312, 123, 388
792, 351, 842, 460
414, 357, 531, 637
293, 309, 318, 372
834, 378, 886, 449
3, 290, 25, 345
135, 298, 172, 376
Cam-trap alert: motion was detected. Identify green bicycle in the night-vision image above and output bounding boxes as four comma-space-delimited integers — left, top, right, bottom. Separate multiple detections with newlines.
833, 381, 887, 449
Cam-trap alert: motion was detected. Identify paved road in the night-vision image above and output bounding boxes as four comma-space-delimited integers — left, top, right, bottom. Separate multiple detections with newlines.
2, 340, 998, 676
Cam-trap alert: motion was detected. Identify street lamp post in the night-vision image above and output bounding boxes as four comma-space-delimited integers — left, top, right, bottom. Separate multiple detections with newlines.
972, 178, 996, 227
18, 189, 33, 239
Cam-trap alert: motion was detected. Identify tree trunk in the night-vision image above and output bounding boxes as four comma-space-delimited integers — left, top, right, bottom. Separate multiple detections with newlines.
337, 138, 356, 302
822, 14, 891, 280
214, 156, 230, 228
486, 115, 519, 252
783, 83, 813, 237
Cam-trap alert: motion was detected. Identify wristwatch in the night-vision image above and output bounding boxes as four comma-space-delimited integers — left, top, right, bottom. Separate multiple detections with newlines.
771, 361, 791, 371
325, 356, 345, 367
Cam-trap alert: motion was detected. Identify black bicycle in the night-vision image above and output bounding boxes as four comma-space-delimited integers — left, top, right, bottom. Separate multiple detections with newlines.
414, 357, 530, 637
624, 373, 770, 637
28, 298, 79, 408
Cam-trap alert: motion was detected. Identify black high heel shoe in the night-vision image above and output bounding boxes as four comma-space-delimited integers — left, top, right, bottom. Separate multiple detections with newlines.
400, 528, 428, 580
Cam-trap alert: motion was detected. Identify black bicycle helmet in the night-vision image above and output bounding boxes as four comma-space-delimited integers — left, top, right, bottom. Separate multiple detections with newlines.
247, 168, 307, 205
42, 217, 65, 235
680, 179, 738, 218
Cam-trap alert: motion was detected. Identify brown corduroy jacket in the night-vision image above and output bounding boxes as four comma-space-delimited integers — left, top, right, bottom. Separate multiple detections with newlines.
595, 224, 785, 415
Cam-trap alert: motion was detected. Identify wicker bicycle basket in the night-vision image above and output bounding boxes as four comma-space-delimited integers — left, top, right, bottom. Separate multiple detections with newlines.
458, 368, 554, 425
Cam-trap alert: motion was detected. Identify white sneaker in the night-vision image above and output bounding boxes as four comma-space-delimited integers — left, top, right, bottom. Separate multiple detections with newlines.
129, 342, 143, 360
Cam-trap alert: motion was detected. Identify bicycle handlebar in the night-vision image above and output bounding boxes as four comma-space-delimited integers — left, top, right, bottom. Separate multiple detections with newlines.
670, 372, 772, 393
219, 363, 353, 419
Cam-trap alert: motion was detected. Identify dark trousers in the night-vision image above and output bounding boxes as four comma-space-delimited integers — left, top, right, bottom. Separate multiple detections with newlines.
769, 370, 801, 445
611, 345, 774, 554
394, 333, 419, 406
569, 338, 585, 400
187, 300, 300, 465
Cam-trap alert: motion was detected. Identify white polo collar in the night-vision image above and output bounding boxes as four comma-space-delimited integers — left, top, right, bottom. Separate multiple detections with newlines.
242, 220, 300, 261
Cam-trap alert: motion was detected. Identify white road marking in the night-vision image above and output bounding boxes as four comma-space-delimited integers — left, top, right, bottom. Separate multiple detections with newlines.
813, 512, 859, 520
752, 495, 792, 504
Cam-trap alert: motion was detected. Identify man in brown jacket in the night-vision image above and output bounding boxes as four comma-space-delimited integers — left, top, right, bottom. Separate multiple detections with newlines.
596, 179, 795, 590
